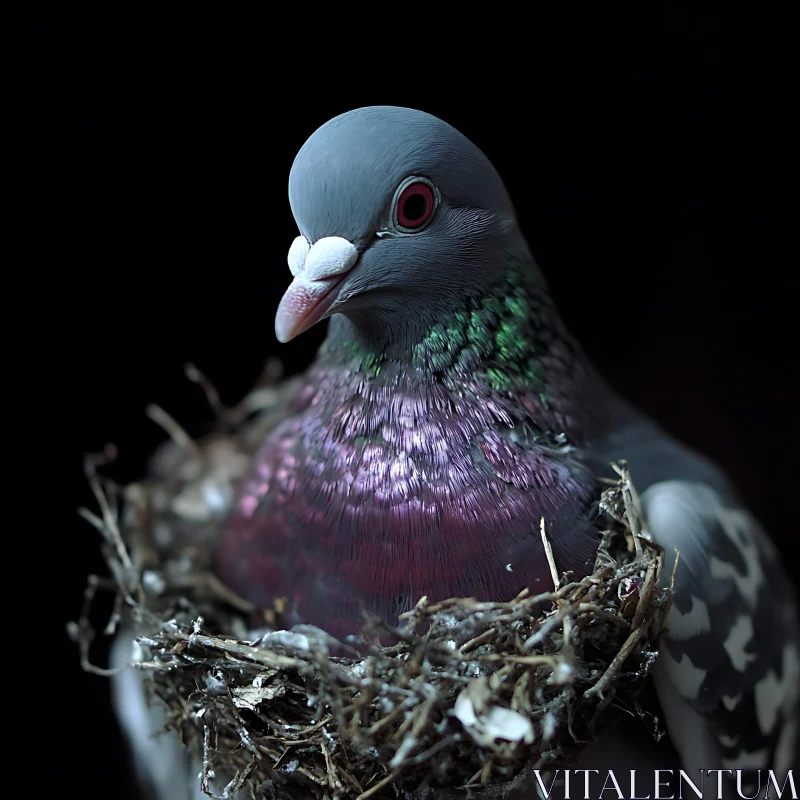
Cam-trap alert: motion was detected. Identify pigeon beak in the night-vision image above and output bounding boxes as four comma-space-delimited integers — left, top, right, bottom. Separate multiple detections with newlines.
275, 235, 359, 343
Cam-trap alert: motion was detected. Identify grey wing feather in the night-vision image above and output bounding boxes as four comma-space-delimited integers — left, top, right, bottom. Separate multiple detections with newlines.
592, 416, 800, 777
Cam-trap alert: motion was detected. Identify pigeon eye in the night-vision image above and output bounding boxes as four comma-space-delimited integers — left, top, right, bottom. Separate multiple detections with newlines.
392, 177, 438, 232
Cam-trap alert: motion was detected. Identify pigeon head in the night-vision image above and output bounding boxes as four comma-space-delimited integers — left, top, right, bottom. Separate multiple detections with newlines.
276, 106, 535, 348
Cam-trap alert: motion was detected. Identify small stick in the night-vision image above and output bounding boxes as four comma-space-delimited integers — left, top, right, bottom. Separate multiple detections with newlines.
631, 559, 658, 631
566, 697, 586, 744
319, 737, 341, 790
669, 548, 681, 591
81, 450, 136, 580
458, 628, 496, 655
201, 725, 225, 799
146, 403, 203, 460
185, 362, 225, 418
408, 733, 461, 765
559, 614, 576, 682
576, 603, 631, 628
203, 573, 257, 613
474, 654, 561, 668
103, 589, 125, 636
168, 629, 304, 669
356, 770, 400, 799
585, 607, 657, 701
540, 517, 561, 590
76, 574, 125, 677
614, 460, 644, 558
222, 759, 257, 797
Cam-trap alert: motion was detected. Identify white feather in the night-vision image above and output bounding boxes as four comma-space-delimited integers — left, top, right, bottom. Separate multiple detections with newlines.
287, 235, 310, 276
303, 235, 358, 281
667, 595, 712, 640
722, 614, 757, 672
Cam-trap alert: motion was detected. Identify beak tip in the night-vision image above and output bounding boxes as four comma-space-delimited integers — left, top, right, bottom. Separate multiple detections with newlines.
274, 319, 294, 344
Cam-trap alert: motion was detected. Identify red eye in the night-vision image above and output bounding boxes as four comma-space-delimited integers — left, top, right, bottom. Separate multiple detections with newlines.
395, 180, 436, 230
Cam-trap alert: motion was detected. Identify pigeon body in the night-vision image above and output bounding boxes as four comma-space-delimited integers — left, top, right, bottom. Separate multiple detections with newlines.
218, 261, 632, 637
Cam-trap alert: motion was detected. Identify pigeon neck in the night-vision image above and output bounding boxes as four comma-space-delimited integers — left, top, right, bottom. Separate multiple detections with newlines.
319, 256, 567, 384
311, 257, 625, 442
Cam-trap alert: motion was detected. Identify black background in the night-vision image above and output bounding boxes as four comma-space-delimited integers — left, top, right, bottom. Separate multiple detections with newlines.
6, 4, 796, 798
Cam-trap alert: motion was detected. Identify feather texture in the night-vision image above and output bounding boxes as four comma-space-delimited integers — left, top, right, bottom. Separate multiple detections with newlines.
215, 268, 626, 638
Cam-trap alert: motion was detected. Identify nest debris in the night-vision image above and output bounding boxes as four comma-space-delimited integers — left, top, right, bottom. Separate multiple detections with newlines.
74, 362, 675, 800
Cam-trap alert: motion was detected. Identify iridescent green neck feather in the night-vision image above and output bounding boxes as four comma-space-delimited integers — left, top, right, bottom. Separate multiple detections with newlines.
411, 270, 554, 394
318, 261, 573, 400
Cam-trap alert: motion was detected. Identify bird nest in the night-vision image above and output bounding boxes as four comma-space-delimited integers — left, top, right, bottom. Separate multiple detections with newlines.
75, 362, 675, 800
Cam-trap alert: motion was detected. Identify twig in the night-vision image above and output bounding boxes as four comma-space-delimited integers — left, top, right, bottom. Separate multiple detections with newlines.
631, 557, 658, 631
146, 403, 203, 461
75, 574, 125, 677
185, 362, 225, 418
614, 460, 644, 558
540, 517, 561, 590
81, 449, 136, 581
584, 607, 658, 702
356, 770, 400, 800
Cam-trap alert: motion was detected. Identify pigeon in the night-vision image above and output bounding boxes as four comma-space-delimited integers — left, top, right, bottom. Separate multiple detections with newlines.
117, 107, 798, 797
217, 106, 634, 639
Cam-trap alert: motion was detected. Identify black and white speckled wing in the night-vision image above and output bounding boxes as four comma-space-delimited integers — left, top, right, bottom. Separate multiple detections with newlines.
642, 480, 800, 777
588, 414, 800, 785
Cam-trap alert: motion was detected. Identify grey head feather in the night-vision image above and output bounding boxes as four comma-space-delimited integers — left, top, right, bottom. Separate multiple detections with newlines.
288, 106, 541, 352
289, 106, 517, 244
